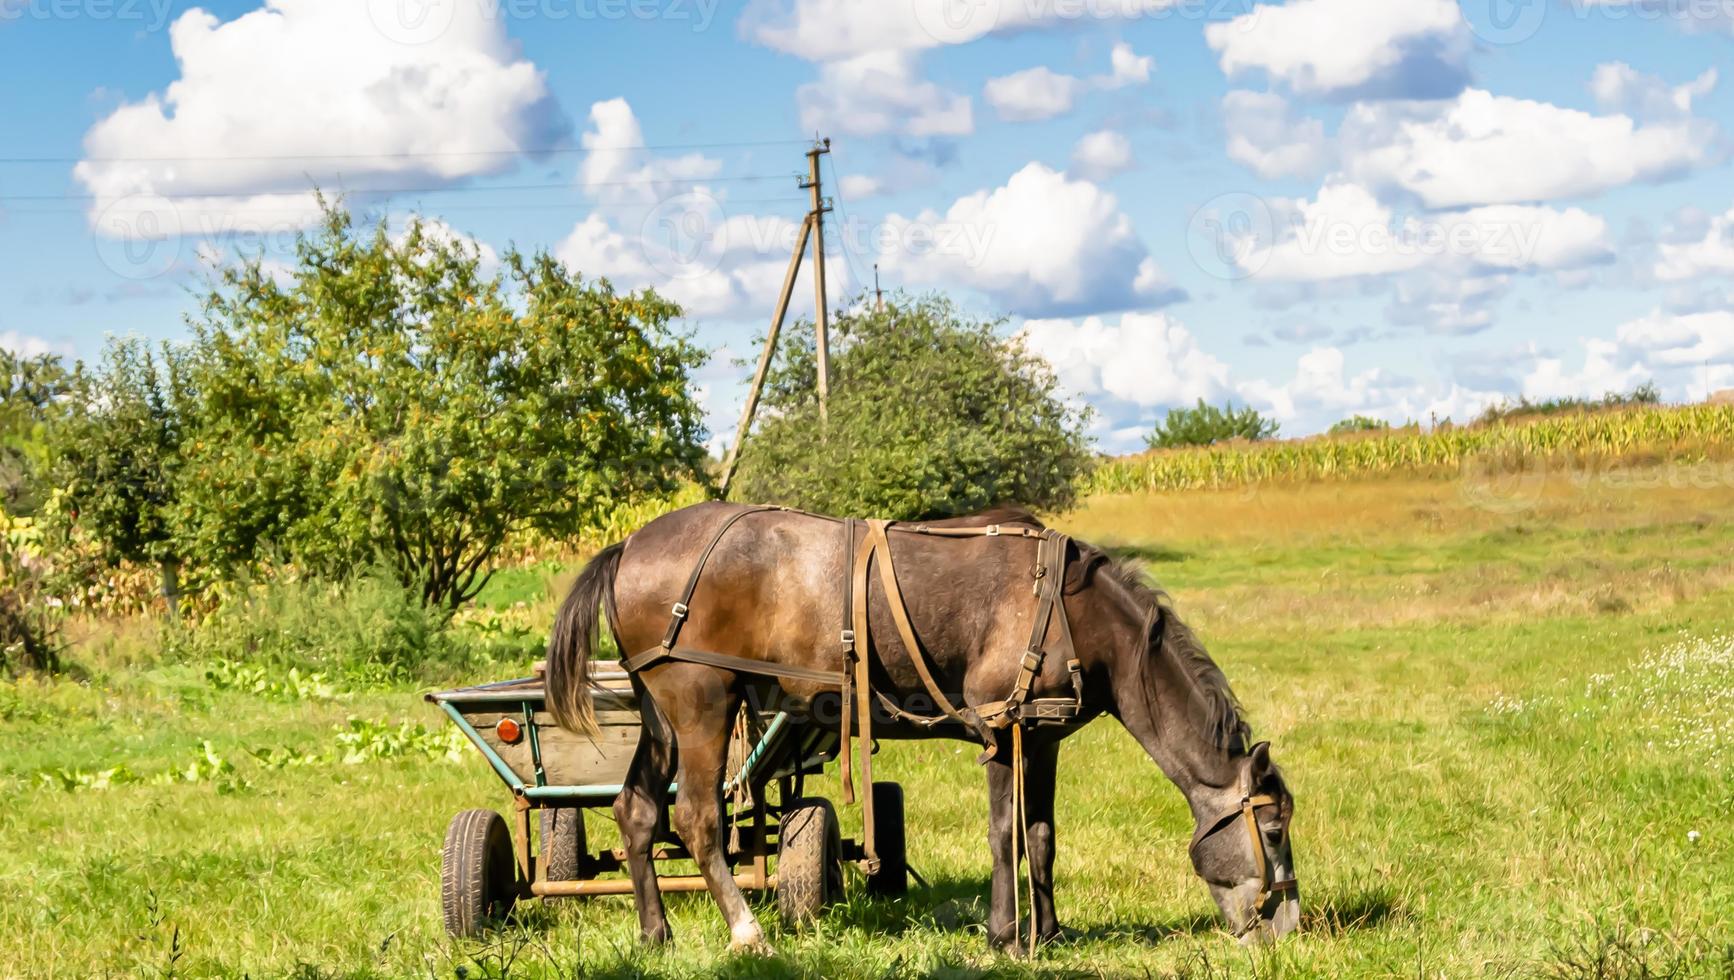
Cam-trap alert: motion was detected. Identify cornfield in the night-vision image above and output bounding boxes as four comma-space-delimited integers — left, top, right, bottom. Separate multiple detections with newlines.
1087, 404, 1734, 495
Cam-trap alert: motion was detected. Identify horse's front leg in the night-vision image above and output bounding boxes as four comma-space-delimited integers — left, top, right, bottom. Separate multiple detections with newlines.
985, 736, 1062, 953
984, 749, 1020, 952
1021, 740, 1062, 944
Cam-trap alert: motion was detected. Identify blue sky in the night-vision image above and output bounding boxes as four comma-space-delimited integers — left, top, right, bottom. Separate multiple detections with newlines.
3, 0, 1733, 451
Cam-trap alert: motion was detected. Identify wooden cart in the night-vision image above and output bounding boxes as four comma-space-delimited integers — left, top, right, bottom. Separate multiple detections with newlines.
427, 667, 907, 937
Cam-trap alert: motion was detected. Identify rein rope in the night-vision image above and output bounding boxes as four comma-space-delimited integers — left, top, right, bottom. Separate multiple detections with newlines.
621, 505, 1087, 913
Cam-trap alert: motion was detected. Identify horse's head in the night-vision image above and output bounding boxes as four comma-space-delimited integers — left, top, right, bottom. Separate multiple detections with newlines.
1187, 741, 1300, 943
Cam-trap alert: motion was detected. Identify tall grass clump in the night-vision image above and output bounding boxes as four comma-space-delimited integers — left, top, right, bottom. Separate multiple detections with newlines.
1089, 403, 1734, 494
166, 568, 459, 676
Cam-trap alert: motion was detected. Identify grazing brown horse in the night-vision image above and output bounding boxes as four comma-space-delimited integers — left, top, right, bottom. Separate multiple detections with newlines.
547, 501, 1299, 952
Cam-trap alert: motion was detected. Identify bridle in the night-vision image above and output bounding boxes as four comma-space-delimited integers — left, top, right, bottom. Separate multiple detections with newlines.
1187, 771, 1298, 937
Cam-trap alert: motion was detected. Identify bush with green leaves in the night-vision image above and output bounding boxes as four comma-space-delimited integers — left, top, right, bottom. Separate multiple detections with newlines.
1475, 381, 1661, 426
175, 201, 709, 608
1, 508, 59, 672
2, 349, 75, 517
166, 569, 460, 676
48, 338, 189, 606
1145, 399, 1280, 449
731, 293, 1093, 520
1329, 414, 1392, 436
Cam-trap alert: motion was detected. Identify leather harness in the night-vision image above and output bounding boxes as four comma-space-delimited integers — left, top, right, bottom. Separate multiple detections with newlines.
621, 505, 1088, 874
1188, 770, 1299, 933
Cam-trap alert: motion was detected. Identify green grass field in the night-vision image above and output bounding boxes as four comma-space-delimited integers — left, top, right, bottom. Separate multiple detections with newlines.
4, 468, 1733, 978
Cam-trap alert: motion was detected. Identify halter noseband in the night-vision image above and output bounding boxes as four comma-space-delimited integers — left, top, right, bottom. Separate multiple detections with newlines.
1187, 776, 1298, 936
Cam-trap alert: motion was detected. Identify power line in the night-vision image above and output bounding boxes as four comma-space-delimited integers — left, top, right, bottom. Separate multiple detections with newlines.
822, 148, 873, 298
0, 172, 804, 204
0, 196, 812, 217
0, 138, 814, 166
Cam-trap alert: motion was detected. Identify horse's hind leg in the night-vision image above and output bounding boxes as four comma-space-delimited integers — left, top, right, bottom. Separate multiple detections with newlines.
984, 737, 1062, 953
650, 666, 767, 950
616, 717, 677, 945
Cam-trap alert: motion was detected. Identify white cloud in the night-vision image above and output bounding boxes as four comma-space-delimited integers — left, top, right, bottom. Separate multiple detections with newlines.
799, 51, 973, 137
840, 174, 885, 198
395, 216, 501, 273
1246, 182, 1612, 282
1343, 87, 1718, 208
75, 0, 563, 240
0, 331, 61, 359
984, 67, 1082, 122
1222, 91, 1332, 179
1101, 42, 1154, 88
1521, 308, 1734, 402
984, 43, 1153, 123
741, 0, 1159, 60
1071, 130, 1134, 180
1656, 204, 1734, 281
579, 99, 720, 204
1616, 309, 1734, 366
1591, 62, 1718, 119
1207, 0, 1468, 99
877, 162, 1183, 317
1019, 313, 1233, 409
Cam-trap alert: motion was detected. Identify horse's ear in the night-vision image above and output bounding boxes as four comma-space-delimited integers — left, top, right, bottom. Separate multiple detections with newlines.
1248, 740, 1273, 778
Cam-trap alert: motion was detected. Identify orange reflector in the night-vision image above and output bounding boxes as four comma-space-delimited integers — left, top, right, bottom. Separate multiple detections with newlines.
495, 718, 523, 744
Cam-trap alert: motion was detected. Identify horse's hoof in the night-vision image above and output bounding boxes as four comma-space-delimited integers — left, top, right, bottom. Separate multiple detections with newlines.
729, 921, 770, 954
639, 926, 673, 947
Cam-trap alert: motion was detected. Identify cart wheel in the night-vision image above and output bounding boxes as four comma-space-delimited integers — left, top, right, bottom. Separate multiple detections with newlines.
866, 781, 908, 896
777, 798, 842, 925
441, 809, 518, 938
539, 807, 586, 897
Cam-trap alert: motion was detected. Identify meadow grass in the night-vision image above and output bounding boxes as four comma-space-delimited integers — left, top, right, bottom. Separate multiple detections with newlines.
3, 469, 1732, 978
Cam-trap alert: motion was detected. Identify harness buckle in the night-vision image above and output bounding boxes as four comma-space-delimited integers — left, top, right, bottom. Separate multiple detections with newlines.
985, 524, 999, 536
1019, 650, 1044, 674
840, 629, 856, 646
671, 602, 689, 619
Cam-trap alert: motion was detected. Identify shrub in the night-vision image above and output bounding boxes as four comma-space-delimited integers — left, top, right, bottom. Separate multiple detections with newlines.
1329, 415, 1391, 436
1, 349, 75, 517
1475, 382, 1660, 426
167, 569, 460, 676
731, 293, 1093, 519
1146, 399, 1279, 449
1, 508, 59, 673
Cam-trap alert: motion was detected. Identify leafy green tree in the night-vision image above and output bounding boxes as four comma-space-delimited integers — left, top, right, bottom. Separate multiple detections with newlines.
1145, 399, 1279, 449
732, 292, 1092, 520
1, 349, 76, 516
1328, 414, 1390, 436
50, 339, 188, 600
178, 202, 709, 609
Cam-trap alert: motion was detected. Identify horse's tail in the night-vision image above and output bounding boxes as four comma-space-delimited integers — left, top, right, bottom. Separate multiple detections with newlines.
546, 540, 626, 736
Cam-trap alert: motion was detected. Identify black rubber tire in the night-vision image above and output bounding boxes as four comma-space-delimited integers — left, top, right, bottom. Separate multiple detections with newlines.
539, 807, 586, 896
777, 798, 842, 925
865, 782, 909, 896
441, 809, 517, 938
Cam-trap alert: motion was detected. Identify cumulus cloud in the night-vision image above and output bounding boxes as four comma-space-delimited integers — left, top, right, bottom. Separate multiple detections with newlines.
1020, 313, 1233, 410
1656, 204, 1734, 281
1520, 308, 1734, 403
877, 162, 1183, 317
984, 43, 1153, 122
1342, 87, 1719, 208
579, 99, 721, 204
0, 331, 62, 358
1071, 130, 1134, 180
799, 51, 973, 137
74, 0, 564, 240
1207, 0, 1469, 100
984, 67, 1082, 122
742, 0, 1158, 60
1244, 182, 1612, 282
1222, 91, 1332, 179
1591, 62, 1718, 119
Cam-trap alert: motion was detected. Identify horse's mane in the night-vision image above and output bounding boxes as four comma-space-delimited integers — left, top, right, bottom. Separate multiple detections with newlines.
925, 508, 1249, 754
1099, 551, 1250, 754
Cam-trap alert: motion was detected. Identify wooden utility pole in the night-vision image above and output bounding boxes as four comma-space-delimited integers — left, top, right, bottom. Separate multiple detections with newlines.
718, 138, 832, 496
804, 140, 833, 421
